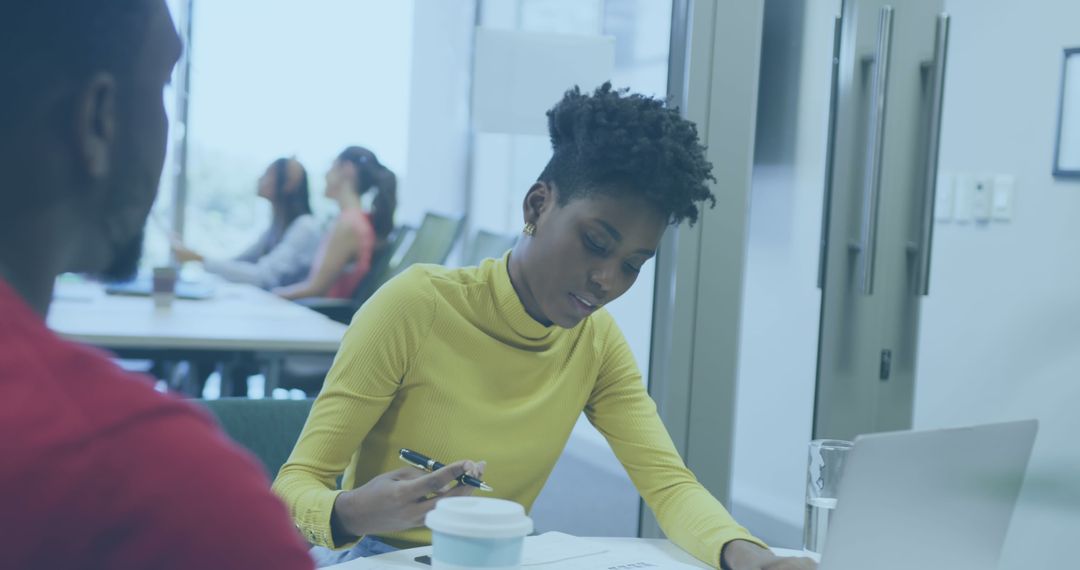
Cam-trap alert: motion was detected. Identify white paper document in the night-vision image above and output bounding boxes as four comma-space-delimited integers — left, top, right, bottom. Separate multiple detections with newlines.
520, 533, 702, 569
326, 533, 704, 570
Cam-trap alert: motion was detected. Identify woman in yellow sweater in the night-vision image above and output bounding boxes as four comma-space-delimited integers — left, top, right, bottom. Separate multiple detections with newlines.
273, 84, 815, 570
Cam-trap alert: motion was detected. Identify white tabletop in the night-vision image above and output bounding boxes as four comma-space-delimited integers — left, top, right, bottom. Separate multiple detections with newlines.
325, 536, 808, 569
47, 279, 347, 354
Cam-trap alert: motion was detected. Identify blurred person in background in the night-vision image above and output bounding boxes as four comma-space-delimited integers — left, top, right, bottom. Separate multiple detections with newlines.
173, 157, 323, 289
275, 146, 396, 300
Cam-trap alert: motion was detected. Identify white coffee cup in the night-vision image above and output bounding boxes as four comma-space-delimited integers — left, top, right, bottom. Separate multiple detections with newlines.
425, 497, 533, 570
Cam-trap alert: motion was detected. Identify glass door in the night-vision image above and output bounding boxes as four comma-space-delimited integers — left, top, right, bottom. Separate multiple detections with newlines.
729, 0, 840, 548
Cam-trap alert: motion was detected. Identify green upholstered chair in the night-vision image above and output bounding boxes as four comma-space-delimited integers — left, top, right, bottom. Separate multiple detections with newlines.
377, 212, 465, 286
461, 229, 518, 266
198, 397, 314, 479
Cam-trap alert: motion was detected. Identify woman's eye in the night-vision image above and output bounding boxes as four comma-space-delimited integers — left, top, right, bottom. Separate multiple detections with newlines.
584, 236, 606, 253
625, 263, 642, 274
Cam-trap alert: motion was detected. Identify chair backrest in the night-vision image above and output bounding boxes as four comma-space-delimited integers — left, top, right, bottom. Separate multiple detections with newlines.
462, 229, 518, 266
350, 225, 414, 305
375, 213, 465, 290
198, 398, 313, 479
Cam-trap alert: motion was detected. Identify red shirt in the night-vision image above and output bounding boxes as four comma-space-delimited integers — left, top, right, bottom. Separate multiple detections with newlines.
0, 279, 314, 570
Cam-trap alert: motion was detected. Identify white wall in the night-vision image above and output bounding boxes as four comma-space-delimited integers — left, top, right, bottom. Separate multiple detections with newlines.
401, 0, 474, 227
915, 1, 1080, 568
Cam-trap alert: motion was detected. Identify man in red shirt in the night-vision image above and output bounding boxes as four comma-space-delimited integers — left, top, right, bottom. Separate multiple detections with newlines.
3, 1, 322, 568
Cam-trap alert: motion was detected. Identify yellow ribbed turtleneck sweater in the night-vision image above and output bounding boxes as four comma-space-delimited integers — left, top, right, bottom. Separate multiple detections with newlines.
272, 254, 764, 567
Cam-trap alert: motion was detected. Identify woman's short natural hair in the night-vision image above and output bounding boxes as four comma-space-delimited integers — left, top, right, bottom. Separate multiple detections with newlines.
538, 82, 717, 226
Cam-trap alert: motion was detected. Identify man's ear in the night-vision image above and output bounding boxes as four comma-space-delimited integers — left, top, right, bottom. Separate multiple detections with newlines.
522, 181, 556, 226
75, 72, 117, 180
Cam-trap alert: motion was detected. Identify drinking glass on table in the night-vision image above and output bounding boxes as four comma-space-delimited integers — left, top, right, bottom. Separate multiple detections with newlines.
152, 266, 178, 309
803, 439, 852, 555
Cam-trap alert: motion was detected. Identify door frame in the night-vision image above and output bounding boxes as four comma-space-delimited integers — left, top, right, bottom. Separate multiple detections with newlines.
643, 0, 766, 538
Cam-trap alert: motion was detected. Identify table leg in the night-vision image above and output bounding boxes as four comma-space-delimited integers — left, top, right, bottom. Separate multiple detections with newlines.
264, 356, 283, 398
218, 360, 236, 397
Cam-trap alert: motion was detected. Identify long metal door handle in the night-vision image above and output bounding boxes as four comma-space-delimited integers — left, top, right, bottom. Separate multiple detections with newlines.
818, 15, 843, 290
917, 14, 950, 296
859, 6, 894, 296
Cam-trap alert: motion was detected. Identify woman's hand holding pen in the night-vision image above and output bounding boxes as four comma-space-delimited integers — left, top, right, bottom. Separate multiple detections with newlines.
330, 459, 486, 540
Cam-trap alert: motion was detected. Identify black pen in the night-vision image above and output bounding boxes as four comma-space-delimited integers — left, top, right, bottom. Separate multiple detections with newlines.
399, 448, 494, 492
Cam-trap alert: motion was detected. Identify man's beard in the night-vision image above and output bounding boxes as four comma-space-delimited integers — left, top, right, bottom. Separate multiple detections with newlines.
99, 229, 146, 282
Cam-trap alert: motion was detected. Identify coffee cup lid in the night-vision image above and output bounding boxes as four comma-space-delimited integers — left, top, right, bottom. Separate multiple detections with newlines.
425, 497, 533, 539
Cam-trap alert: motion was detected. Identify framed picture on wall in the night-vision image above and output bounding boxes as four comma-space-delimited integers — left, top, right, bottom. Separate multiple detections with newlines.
1054, 48, 1080, 178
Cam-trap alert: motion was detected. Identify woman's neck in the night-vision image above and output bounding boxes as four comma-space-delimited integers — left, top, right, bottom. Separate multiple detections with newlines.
506, 246, 552, 326
336, 189, 364, 212
271, 204, 289, 229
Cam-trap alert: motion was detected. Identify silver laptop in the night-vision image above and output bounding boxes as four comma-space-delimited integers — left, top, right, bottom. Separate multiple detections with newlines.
820, 420, 1037, 570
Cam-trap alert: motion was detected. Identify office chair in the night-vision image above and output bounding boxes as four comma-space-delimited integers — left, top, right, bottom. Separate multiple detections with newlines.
299, 225, 414, 325
197, 397, 314, 479
461, 229, 518, 266
282, 214, 466, 395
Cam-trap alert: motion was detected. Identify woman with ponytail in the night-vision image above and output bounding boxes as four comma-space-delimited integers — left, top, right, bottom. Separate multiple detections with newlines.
173, 157, 323, 290
275, 146, 396, 300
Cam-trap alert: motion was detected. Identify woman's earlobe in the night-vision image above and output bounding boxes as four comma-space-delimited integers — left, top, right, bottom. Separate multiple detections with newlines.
523, 181, 552, 220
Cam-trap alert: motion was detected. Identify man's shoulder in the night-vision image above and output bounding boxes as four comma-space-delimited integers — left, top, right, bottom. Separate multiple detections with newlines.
0, 316, 209, 458
0, 331, 313, 569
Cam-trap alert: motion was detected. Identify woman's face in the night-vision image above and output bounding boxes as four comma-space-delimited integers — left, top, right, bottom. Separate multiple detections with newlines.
256, 165, 276, 200
517, 183, 667, 329
324, 159, 352, 200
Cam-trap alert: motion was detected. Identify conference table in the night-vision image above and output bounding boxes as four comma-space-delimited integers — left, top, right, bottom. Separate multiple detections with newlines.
325, 535, 811, 569
47, 276, 348, 394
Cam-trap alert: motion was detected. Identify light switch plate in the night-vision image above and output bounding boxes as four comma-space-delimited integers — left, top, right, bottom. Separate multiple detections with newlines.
953, 174, 974, 223
992, 175, 1015, 221
970, 176, 993, 222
